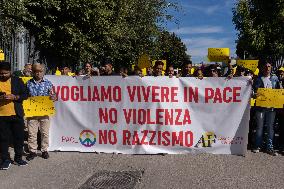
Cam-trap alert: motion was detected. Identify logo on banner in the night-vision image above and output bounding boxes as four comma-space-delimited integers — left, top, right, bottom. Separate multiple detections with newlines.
79, 130, 96, 147
195, 132, 216, 148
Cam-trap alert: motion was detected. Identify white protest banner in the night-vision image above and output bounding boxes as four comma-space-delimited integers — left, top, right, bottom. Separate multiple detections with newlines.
47, 76, 251, 155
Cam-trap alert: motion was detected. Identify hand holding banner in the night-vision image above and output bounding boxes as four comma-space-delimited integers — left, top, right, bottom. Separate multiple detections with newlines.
23, 96, 56, 117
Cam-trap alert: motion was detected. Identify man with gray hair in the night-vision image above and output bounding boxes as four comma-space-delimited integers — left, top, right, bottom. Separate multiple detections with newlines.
26, 63, 55, 161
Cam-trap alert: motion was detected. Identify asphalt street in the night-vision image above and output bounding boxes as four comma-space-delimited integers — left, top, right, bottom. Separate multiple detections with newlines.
0, 151, 283, 189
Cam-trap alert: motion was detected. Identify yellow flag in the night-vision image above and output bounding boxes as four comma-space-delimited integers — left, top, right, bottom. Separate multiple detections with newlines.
142, 68, 147, 76
152, 60, 167, 71
250, 98, 256, 107
256, 88, 284, 108
55, 67, 61, 75
20, 77, 33, 84
0, 49, 4, 61
67, 72, 75, 76
254, 68, 259, 76
237, 60, 259, 72
23, 96, 56, 117
208, 48, 230, 62
138, 54, 151, 69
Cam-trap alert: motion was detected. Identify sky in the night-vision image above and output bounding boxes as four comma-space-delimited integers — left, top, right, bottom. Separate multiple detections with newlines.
164, 0, 238, 63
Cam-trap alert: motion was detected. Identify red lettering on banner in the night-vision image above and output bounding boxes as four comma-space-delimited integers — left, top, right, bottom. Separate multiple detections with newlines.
213, 88, 222, 103
223, 87, 232, 103
137, 86, 141, 102
205, 88, 214, 103
185, 131, 193, 147
149, 131, 156, 145
161, 87, 170, 102
138, 109, 146, 125
123, 109, 132, 124
205, 87, 242, 103
99, 108, 108, 123
108, 130, 117, 145
156, 109, 163, 125
184, 87, 199, 103
162, 131, 170, 146
165, 109, 174, 125
87, 86, 92, 101
53, 86, 59, 99
126, 86, 179, 102
99, 130, 108, 144
132, 131, 141, 145
71, 86, 79, 101
127, 86, 136, 102
141, 86, 151, 102
171, 87, 178, 102
157, 131, 162, 145
113, 86, 121, 102
175, 109, 182, 125
141, 130, 148, 145
233, 87, 241, 102
147, 109, 155, 124
122, 130, 194, 147
101, 86, 112, 102
61, 86, 69, 101
92, 86, 100, 101
172, 131, 184, 146
152, 86, 160, 102
123, 109, 192, 126
99, 108, 118, 124
80, 86, 87, 101
54, 86, 121, 102
183, 109, 191, 125
123, 130, 131, 145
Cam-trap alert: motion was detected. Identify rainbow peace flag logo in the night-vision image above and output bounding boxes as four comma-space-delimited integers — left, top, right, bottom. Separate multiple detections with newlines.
79, 130, 96, 147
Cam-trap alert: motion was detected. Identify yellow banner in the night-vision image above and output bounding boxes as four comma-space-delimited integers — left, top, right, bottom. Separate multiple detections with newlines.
0, 49, 4, 61
23, 96, 56, 117
251, 98, 256, 107
208, 48, 230, 62
256, 88, 284, 108
138, 54, 151, 69
237, 60, 259, 72
20, 77, 33, 84
152, 60, 167, 71
142, 68, 147, 76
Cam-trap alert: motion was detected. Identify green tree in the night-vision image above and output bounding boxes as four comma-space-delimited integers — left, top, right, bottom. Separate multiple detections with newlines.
0, 0, 25, 63
11, 0, 176, 70
233, 0, 284, 68
151, 30, 191, 68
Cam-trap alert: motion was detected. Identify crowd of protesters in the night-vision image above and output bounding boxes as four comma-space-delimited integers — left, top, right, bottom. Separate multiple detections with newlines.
0, 59, 283, 170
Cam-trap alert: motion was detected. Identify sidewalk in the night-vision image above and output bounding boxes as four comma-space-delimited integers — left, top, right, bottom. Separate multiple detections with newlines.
0, 152, 283, 189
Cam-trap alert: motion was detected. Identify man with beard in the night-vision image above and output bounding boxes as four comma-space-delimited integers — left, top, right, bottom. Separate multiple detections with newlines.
0, 62, 28, 170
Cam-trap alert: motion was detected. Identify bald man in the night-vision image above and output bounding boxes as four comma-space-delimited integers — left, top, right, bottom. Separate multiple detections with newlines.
26, 63, 55, 161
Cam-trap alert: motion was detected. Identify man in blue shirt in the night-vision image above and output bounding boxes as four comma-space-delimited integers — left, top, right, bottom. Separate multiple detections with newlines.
26, 63, 55, 161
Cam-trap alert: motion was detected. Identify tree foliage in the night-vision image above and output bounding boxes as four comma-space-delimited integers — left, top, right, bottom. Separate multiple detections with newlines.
233, 0, 284, 68
0, 0, 25, 58
151, 30, 191, 68
1, 0, 188, 70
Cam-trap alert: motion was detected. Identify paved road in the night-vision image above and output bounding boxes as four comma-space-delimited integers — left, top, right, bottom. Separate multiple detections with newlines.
0, 151, 283, 189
